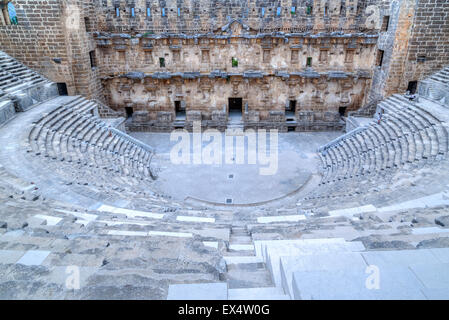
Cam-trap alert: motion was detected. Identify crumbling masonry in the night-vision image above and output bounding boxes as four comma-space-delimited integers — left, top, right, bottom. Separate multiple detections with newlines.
1, 0, 448, 131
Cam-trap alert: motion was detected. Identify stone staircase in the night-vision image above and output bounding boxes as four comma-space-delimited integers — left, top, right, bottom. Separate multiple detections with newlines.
0, 51, 58, 113
168, 204, 449, 300
288, 247, 449, 299
221, 226, 290, 300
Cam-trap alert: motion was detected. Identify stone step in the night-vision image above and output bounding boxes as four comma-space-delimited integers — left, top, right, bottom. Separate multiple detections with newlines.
255, 238, 366, 292
229, 235, 252, 244
228, 244, 255, 251
291, 266, 427, 299
280, 252, 368, 298
228, 287, 290, 300
221, 268, 274, 289
223, 256, 263, 265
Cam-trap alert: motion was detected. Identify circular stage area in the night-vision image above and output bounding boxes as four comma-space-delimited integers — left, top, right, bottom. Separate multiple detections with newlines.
131, 131, 341, 205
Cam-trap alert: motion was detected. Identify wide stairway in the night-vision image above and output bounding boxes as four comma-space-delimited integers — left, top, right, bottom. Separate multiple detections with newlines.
168, 235, 449, 300
0, 51, 57, 114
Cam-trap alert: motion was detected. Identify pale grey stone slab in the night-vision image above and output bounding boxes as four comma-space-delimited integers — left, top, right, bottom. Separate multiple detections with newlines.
97, 204, 164, 219
378, 192, 449, 213
292, 267, 426, 300
254, 238, 347, 259
421, 288, 449, 300
34, 214, 62, 226
228, 287, 290, 300
56, 209, 98, 222
257, 215, 306, 223
328, 204, 377, 217
167, 282, 228, 300
147, 230, 192, 238
176, 216, 215, 223
411, 227, 449, 235
229, 244, 254, 251
409, 263, 449, 289
0, 250, 26, 264
429, 248, 449, 263
203, 241, 218, 249
0, 230, 25, 239
280, 252, 367, 297
362, 249, 440, 269
106, 230, 147, 237
97, 219, 154, 226
259, 239, 365, 292
16, 250, 51, 266
224, 256, 263, 265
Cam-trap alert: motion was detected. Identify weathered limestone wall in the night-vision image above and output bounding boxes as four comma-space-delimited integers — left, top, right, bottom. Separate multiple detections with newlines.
91, 0, 381, 130
94, 32, 377, 74
401, 0, 449, 91
105, 73, 369, 122
96, 0, 380, 34
92, 0, 380, 131
381, 0, 416, 97
63, 1, 103, 99
367, 0, 401, 105
369, 0, 449, 105
0, 0, 103, 101
1, 0, 447, 130
99, 23, 375, 131
0, 0, 75, 91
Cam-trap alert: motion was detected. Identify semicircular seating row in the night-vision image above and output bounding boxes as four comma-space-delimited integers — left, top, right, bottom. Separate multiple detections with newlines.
318, 94, 449, 185
27, 96, 156, 180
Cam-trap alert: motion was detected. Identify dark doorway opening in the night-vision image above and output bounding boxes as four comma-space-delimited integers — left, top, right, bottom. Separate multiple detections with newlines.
339, 107, 347, 117
125, 107, 134, 119
175, 100, 185, 120
89, 50, 96, 68
57, 83, 68, 96
228, 98, 242, 123
229, 98, 242, 112
377, 50, 384, 67
407, 81, 418, 94
286, 100, 296, 119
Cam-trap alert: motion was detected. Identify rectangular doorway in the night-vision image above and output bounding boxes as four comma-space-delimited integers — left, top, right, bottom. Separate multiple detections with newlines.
286, 100, 296, 119
228, 98, 242, 121
175, 100, 185, 120
407, 81, 418, 94
125, 107, 133, 119
57, 83, 68, 96
229, 98, 242, 112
